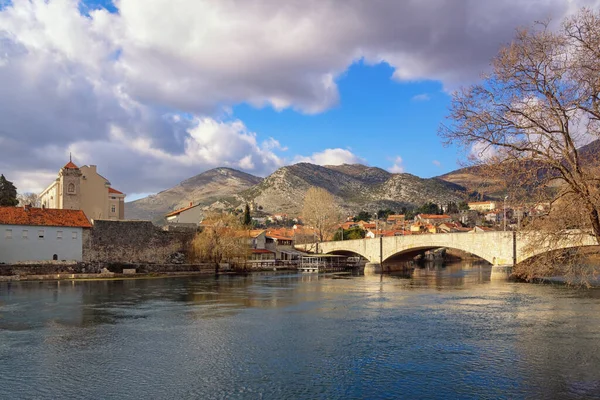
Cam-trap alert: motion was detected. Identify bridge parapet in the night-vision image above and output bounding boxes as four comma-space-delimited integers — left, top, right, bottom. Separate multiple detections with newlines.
295, 230, 597, 268
296, 232, 515, 265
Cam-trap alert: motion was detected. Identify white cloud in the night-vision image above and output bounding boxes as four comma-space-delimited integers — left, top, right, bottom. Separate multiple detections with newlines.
469, 141, 500, 162
432, 160, 441, 167
294, 148, 364, 166
0, 0, 596, 194
389, 156, 404, 173
412, 93, 431, 102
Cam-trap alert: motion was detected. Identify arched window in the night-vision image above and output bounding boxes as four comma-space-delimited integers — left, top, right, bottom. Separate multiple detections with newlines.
52, 254, 58, 261
67, 183, 75, 193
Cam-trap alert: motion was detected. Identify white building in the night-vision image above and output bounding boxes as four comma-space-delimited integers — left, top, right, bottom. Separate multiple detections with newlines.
164, 202, 203, 225
0, 206, 92, 263
467, 201, 497, 212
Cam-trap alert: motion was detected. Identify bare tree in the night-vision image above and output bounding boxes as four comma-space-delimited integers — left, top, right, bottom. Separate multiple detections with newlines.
17, 192, 40, 207
439, 8, 600, 284
301, 187, 341, 243
190, 212, 250, 273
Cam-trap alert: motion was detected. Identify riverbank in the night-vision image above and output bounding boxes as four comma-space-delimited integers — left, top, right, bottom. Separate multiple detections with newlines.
0, 262, 220, 282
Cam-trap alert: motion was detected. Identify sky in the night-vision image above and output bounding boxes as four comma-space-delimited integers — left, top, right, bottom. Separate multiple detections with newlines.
0, 0, 598, 201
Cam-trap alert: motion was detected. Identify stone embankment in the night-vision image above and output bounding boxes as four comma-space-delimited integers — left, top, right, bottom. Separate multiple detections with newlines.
0, 262, 215, 282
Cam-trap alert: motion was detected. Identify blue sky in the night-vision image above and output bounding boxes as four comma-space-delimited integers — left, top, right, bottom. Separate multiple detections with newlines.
0, 0, 595, 199
233, 61, 452, 178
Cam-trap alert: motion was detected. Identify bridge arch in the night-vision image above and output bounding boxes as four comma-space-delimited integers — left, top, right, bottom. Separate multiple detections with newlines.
382, 246, 494, 264
326, 249, 370, 259
379, 233, 513, 265
517, 241, 598, 265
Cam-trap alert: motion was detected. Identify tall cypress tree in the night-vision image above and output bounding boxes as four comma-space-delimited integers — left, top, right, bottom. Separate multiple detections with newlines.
0, 174, 18, 206
243, 203, 252, 226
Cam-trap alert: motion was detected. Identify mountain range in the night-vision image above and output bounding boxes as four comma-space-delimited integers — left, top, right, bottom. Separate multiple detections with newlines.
126, 162, 466, 222
126, 138, 600, 222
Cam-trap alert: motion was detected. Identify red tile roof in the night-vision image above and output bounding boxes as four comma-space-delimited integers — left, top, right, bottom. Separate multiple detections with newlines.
251, 249, 275, 254
418, 214, 452, 219
267, 234, 293, 241
108, 187, 124, 195
0, 207, 92, 228
165, 203, 198, 217
63, 161, 79, 169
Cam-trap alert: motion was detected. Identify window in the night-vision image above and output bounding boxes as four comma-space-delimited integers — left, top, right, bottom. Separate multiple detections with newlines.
38, 230, 44, 239
57, 231, 63, 240
22, 230, 28, 239
5, 229, 12, 239
67, 183, 75, 193
72, 231, 78, 240
111, 205, 116, 213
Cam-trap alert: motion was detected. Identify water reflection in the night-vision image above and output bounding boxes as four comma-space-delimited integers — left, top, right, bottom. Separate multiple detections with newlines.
1, 264, 600, 399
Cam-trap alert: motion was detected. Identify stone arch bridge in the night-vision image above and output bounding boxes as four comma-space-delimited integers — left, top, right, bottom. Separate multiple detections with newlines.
296, 231, 597, 277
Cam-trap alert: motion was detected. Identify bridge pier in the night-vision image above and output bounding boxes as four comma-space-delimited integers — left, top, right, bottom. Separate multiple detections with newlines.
490, 265, 513, 280
364, 262, 381, 275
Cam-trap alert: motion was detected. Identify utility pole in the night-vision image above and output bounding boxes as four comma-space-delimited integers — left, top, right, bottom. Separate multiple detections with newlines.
503, 195, 508, 231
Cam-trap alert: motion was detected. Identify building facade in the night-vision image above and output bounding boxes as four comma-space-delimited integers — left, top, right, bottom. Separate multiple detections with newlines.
467, 201, 497, 212
165, 203, 203, 225
0, 206, 92, 263
39, 160, 125, 221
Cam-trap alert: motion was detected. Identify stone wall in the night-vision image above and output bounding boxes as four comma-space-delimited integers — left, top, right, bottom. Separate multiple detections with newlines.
84, 220, 196, 264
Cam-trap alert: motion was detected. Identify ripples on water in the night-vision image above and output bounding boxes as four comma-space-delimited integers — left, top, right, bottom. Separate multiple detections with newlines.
2, 263, 600, 399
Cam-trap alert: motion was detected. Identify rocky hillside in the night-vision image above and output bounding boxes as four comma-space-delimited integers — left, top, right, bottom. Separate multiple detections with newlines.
438, 139, 600, 199
125, 168, 263, 221
239, 163, 466, 215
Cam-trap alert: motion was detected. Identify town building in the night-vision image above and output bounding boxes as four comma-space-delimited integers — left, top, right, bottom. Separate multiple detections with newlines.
415, 214, 452, 225
467, 201, 497, 212
39, 159, 125, 221
266, 233, 296, 260
386, 214, 405, 224
164, 202, 203, 226
0, 206, 92, 263
484, 210, 503, 224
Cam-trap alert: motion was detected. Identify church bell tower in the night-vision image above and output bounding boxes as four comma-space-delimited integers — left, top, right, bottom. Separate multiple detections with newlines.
58, 155, 82, 210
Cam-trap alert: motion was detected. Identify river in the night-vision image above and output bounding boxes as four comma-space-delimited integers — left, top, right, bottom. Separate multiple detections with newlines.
2, 262, 600, 399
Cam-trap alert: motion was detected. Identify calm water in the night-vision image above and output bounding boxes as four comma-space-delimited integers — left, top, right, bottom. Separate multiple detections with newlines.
2, 263, 600, 399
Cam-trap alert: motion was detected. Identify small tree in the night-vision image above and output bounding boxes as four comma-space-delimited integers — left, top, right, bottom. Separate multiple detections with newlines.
353, 211, 372, 222
243, 203, 252, 226
191, 212, 249, 273
416, 202, 439, 215
377, 209, 396, 220
302, 187, 341, 242
458, 201, 470, 211
333, 227, 366, 241
17, 192, 39, 207
0, 175, 18, 206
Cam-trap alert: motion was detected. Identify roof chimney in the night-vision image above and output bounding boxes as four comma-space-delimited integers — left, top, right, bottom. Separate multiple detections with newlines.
23, 204, 31, 211
190, 202, 193, 206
